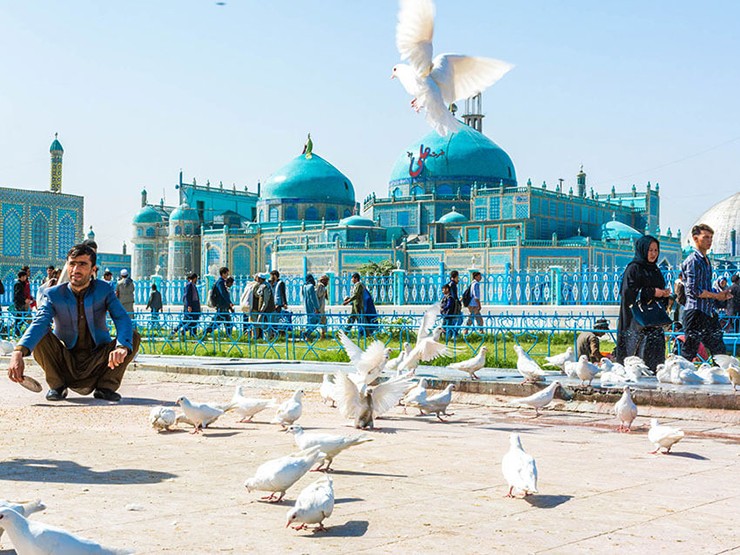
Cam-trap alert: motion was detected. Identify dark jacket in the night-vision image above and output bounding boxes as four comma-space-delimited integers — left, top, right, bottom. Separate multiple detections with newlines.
272, 280, 287, 310
447, 280, 461, 315
13, 281, 27, 311
727, 283, 740, 316
184, 281, 201, 312
440, 294, 455, 315
211, 277, 232, 311
146, 290, 163, 312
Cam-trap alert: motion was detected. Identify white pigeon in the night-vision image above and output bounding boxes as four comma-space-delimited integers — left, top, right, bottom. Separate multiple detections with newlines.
244, 446, 325, 503
448, 346, 487, 380
384, 342, 411, 372
335, 370, 413, 430
656, 363, 672, 384
337, 331, 390, 385
713, 354, 740, 370
614, 386, 638, 432
418, 384, 455, 421
401, 378, 428, 414
222, 385, 276, 423
0, 339, 16, 355
648, 419, 685, 454
695, 364, 730, 385
272, 389, 304, 429
575, 355, 599, 386
149, 406, 180, 432
0, 500, 45, 541
501, 433, 538, 498
175, 396, 224, 434
287, 425, 374, 471
624, 356, 651, 378
285, 475, 334, 532
544, 347, 575, 370
728, 365, 740, 392
599, 371, 629, 387
319, 374, 338, 407
563, 360, 579, 379
398, 305, 448, 372
508, 381, 563, 416
393, 0, 513, 136
0, 507, 133, 555
600, 357, 629, 378
513, 345, 546, 383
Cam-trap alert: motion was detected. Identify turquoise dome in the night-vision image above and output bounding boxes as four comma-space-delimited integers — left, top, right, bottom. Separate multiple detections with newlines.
133, 205, 163, 224
601, 220, 642, 241
262, 154, 355, 202
389, 124, 516, 185
339, 215, 375, 227
170, 203, 199, 222
50, 137, 64, 153
437, 208, 468, 225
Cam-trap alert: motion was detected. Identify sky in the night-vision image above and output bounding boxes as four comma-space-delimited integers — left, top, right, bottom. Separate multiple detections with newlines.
1, 0, 739, 254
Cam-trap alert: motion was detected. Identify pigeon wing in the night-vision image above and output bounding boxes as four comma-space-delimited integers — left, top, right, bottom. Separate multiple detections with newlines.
372, 375, 413, 416
416, 304, 441, 343
432, 54, 513, 105
337, 331, 364, 364
356, 340, 388, 376
334, 371, 363, 420
396, 0, 435, 76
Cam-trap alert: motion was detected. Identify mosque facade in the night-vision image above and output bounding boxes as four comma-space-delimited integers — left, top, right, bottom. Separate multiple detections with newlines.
131, 102, 686, 281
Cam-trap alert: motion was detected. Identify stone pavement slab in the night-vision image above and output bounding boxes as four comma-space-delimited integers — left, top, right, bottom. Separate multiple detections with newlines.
0, 366, 738, 554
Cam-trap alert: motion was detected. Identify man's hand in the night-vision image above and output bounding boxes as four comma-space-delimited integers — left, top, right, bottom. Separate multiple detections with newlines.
187, 307, 192, 312
7, 351, 25, 383
108, 346, 129, 369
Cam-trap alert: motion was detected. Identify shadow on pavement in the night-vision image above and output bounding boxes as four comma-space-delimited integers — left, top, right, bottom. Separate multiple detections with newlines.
0, 458, 177, 485
668, 451, 710, 460
329, 469, 407, 478
334, 497, 364, 505
313, 520, 369, 538
35, 397, 169, 407
524, 494, 573, 509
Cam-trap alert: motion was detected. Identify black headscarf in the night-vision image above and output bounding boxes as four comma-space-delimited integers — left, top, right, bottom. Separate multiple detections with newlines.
305, 274, 315, 286
632, 235, 660, 267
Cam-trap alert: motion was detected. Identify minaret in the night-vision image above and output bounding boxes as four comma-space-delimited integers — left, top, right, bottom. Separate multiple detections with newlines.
576, 165, 586, 198
50, 133, 64, 193
141, 188, 148, 207
462, 93, 484, 132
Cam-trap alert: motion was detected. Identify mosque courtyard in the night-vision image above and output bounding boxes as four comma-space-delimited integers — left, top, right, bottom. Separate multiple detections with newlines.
0, 360, 738, 554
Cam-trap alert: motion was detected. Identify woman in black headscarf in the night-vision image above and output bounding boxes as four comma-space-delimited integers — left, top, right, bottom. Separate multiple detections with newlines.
615, 235, 672, 373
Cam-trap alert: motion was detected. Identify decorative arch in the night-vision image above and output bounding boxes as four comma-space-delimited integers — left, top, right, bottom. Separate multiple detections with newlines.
269, 207, 279, 223
460, 185, 471, 196
258, 209, 264, 223
284, 206, 298, 220
326, 207, 338, 221
305, 206, 319, 220
31, 214, 49, 257
232, 245, 250, 276
174, 225, 182, 235
392, 187, 402, 199
343, 209, 352, 218
145, 227, 155, 237
437, 184, 452, 196
57, 215, 76, 258
410, 185, 424, 196
3, 209, 22, 257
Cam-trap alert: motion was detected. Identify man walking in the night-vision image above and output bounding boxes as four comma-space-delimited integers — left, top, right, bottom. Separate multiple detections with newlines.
343, 273, 365, 332
7, 244, 139, 402
116, 269, 135, 313
179, 272, 201, 336
680, 224, 733, 361
204, 267, 233, 336
13, 271, 31, 336
465, 271, 484, 331
270, 270, 288, 313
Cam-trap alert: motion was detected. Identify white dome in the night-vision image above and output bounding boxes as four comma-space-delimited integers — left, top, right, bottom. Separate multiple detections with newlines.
690, 192, 740, 255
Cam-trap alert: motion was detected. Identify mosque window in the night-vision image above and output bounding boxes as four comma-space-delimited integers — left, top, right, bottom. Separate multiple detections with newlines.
437, 184, 452, 196
410, 185, 424, 196
145, 227, 155, 237
467, 228, 480, 242
558, 204, 565, 217
326, 207, 338, 221
232, 245, 250, 276
549, 202, 557, 217
475, 207, 487, 220
505, 226, 519, 240
174, 225, 182, 235
343, 209, 352, 218
31, 215, 49, 257
565, 204, 573, 218
460, 185, 471, 196
269, 207, 279, 222
515, 204, 529, 219
392, 187, 402, 199
502, 197, 513, 219
397, 211, 409, 226
258, 210, 264, 223
489, 197, 500, 219
305, 207, 318, 220
185, 225, 193, 235
57, 215, 76, 258
284, 206, 298, 220
508, 167, 512, 179
3, 209, 22, 257
137, 228, 143, 237
487, 227, 499, 241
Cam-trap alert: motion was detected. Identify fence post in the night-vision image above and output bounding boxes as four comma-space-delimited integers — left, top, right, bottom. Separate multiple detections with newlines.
549, 266, 563, 306
325, 271, 336, 306
438, 261, 445, 292
392, 269, 406, 305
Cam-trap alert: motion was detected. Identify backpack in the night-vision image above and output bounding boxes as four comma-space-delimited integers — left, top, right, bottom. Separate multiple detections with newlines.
208, 283, 218, 308
461, 285, 472, 307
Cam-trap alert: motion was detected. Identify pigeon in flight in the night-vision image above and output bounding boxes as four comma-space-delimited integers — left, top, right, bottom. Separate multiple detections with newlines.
392, 0, 513, 136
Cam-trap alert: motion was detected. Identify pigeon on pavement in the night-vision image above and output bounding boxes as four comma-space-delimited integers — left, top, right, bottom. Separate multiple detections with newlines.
319, 374, 338, 407
513, 345, 546, 383
287, 425, 373, 471
501, 433, 538, 498
544, 346, 575, 370
648, 419, 685, 454
448, 346, 487, 379
221, 385, 276, 423
272, 390, 304, 429
244, 446, 325, 503
0, 500, 46, 541
614, 386, 638, 432
335, 370, 413, 430
285, 475, 334, 532
401, 378, 428, 414
508, 381, 562, 416
575, 355, 599, 386
418, 384, 455, 421
175, 396, 224, 434
149, 406, 182, 432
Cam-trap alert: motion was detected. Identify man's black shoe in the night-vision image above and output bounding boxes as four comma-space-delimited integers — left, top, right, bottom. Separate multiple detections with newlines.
45, 387, 68, 401
93, 388, 121, 402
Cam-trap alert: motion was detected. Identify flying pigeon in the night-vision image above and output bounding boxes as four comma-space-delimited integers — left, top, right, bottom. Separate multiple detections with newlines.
508, 381, 562, 416
614, 386, 637, 432
713, 354, 740, 370
513, 345, 546, 383
0, 500, 46, 541
648, 419, 685, 454
501, 433, 538, 498
385, 342, 412, 372
285, 475, 334, 532
335, 370, 413, 430
397, 305, 447, 373
448, 346, 487, 380
286, 425, 373, 471
244, 446, 325, 503
175, 396, 224, 434
221, 385, 276, 423
0, 507, 133, 555
401, 377, 428, 414
393, 0, 513, 136
337, 331, 390, 385
418, 383, 455, 421
272, 389, 304, 429
543, 346, 575, 370
575, 355, 599, 386
319, 374, 338, 407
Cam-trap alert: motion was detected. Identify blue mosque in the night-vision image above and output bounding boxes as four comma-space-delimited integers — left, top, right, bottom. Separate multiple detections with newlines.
131, 97, 688, 281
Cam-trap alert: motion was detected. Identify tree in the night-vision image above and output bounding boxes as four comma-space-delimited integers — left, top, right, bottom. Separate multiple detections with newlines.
358, 259, 395, 276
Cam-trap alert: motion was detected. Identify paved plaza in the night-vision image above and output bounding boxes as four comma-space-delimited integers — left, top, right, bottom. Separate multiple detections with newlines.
0, 359, 738, 554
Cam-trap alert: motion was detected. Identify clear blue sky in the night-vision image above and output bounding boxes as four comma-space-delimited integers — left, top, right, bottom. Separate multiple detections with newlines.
2, 1, 738, 254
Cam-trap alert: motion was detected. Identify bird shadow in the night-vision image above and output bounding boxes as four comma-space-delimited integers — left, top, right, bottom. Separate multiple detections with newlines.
0, 458, 177, 485
666, 451, 710, 460
310, 520, 369, 538
523, 494, 574, 509
200, 431, 241, 439
334, 497, 364, 505
328, 469, 407, 478
40, 396, 169, 407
